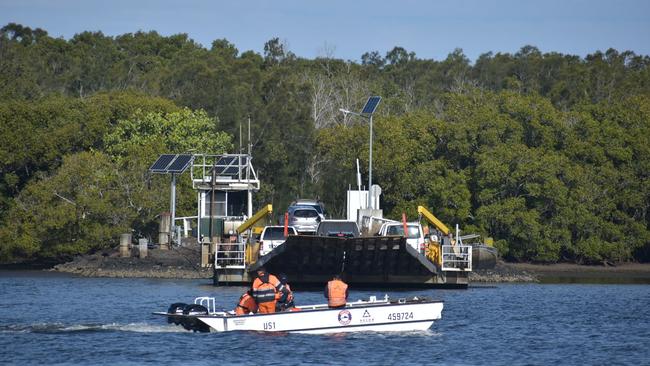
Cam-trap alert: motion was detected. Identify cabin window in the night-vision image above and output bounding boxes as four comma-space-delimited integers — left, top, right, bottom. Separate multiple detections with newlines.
202, 191, 247, 217
227, 191, 246, 217
204, 192, 226, 217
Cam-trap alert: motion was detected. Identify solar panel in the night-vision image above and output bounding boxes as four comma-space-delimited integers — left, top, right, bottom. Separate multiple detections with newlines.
149, 154, 176, 173
216, 156, 237, 166
167, 154, 193, 173
209, 156, 240, 176
214, 166, 240, 176
223, 166, 240, 175
361, 96, 382, 115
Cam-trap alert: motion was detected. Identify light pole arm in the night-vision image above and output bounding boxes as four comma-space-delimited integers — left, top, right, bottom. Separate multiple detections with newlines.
338, 108, 365, 117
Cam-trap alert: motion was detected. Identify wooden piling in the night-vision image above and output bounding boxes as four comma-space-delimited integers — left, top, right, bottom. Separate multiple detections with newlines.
138, 238, 148, 258
201, 240, 210, 267
119, 233, 131, 257
159, 212, 171, 250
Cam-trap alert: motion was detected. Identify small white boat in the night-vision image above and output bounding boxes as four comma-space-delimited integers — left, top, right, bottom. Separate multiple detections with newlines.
155, 295, 443, 334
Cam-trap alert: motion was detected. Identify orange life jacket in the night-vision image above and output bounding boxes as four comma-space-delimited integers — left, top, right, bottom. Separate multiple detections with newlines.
252, 273, 284, 303
327, 279, 348, 308
235, 293, 258, 315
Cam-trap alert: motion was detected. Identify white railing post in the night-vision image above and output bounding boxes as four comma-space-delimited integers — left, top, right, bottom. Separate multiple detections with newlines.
441, 244, 472, 271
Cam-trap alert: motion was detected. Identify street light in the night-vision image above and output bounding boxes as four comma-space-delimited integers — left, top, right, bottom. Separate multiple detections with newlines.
339, 96, 382, 209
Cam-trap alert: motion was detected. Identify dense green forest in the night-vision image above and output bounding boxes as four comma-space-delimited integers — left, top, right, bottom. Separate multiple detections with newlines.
0, 23, 648, 264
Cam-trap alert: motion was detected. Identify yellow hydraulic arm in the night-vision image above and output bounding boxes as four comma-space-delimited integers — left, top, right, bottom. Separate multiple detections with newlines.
417, 205, 450, 236
237, 204, 273, 234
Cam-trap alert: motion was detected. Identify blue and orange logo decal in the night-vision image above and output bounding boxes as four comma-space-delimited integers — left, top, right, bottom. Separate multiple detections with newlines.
338, 310, 352, 325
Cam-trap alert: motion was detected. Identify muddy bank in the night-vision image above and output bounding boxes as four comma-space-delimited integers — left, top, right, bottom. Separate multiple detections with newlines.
506, 262, 650, 283
470, 261, 538, 283
470, 261, 650, 283
53, 244, 212, 279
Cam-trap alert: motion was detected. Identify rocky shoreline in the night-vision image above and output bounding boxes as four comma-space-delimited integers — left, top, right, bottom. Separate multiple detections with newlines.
53, 244, 212, 279
50, 245, 540, 282
469, 262, 538, 283
25, 246, 650, 283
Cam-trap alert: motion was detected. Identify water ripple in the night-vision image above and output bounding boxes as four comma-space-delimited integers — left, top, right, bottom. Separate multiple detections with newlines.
0, 273, 648, 366
0, 322, 186, 334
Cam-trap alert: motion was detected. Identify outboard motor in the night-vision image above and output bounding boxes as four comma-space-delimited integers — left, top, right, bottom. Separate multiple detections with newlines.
167, 303, 187, 324
181, 304, 210, 332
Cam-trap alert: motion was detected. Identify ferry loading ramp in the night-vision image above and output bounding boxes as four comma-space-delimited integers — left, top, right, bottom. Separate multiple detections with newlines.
216, 234, 470, 288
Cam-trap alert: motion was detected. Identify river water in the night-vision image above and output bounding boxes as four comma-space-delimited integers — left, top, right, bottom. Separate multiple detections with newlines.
0, 271, 648, 366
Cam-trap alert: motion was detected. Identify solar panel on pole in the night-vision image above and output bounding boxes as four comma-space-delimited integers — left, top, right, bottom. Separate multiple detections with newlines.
149, 154, 176, 173
223, 166, 240, 175
166, 154, 193, 174
217, 156, 237, 166
214, 156, 239, 176
361, 96, 382, 115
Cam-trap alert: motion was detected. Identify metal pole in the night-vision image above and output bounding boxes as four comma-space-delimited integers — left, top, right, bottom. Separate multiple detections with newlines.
209, 162, 216, 241
368, 114, 373, 209
170, 173, 176, 242
247, 115, 252, 218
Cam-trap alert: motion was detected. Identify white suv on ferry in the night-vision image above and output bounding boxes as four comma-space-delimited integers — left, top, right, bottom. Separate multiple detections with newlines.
259, 226, 297, 256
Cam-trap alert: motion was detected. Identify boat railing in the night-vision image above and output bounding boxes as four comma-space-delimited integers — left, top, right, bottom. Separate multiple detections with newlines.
215, 241, 246, 269
441, 244, 472, 271
194, 297, 217, 313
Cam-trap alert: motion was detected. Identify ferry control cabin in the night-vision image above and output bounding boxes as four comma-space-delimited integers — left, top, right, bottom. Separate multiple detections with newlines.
188, 154, 259, 271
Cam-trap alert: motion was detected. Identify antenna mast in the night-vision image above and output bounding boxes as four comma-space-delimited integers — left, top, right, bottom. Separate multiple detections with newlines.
247, 115, 251, 156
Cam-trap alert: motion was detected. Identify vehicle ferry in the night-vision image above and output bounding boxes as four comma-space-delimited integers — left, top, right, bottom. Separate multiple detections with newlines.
159, 153, 496, 288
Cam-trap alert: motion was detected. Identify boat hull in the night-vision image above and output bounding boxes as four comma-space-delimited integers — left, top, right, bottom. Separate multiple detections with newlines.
159, 299, 443, 334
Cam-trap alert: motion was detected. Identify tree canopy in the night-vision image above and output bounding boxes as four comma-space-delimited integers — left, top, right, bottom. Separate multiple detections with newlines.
1, 23, 648, 264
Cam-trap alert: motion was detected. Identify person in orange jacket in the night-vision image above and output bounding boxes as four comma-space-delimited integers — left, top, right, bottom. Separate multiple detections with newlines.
251, 267, 285, 314
325, 274, 348, 308
235, 289, 258, 315
276, 273, 295, 311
